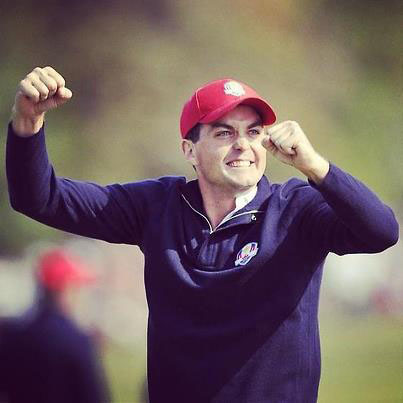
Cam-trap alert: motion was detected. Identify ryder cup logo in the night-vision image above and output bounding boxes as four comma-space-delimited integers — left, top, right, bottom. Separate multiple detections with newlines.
224, 81, 245, 97
235, 242, 259, 266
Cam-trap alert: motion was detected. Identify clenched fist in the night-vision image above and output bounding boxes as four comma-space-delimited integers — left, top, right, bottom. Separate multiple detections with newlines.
11, 66, 72, 137
263, 120, 330, 184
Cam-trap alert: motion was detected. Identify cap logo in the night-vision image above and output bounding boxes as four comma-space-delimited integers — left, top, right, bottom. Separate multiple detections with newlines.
235, 242, 258, 266
223, 81, 245, 97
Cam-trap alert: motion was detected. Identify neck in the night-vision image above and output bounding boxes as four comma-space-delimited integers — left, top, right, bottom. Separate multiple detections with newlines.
37, 286, 70, 315
198, 181, 251, 230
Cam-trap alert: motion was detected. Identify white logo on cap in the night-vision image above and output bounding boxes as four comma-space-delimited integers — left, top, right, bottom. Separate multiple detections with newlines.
224, 81, 245, 97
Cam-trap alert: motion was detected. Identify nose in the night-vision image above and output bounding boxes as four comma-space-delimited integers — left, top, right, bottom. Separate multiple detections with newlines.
233, 135, 250, 151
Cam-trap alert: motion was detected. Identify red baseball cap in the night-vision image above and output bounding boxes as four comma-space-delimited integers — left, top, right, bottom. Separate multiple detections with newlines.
180, 78, 276, 138
37, 249, 95, 291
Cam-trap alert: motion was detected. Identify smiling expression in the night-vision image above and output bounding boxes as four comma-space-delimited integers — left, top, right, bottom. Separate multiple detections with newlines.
183, 105, 268, 195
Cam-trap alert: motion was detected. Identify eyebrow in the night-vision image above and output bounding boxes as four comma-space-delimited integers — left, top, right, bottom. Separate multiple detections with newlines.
247, 119, 263, 129
209, 119, 263, 130
210, 122, 233, 130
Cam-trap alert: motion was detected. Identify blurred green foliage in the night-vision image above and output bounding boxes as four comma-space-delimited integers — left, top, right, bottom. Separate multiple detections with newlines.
1, 1, 402, 253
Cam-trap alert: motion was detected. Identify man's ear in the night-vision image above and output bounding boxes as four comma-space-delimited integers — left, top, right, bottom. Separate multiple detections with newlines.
181, 139, 198, 166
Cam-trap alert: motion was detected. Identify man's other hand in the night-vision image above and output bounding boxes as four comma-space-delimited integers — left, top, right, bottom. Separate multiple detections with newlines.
263, 121, 330, 184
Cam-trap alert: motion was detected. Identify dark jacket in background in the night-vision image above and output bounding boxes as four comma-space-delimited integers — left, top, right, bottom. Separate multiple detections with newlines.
0, 296, 109, 403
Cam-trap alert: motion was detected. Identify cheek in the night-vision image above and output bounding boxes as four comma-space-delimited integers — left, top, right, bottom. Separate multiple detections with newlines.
195, 146, 222, 169
254, 144, 267, 165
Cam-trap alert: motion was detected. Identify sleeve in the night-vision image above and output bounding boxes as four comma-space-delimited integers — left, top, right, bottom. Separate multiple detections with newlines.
298, 163, 399, 255
6, 123, 167, 246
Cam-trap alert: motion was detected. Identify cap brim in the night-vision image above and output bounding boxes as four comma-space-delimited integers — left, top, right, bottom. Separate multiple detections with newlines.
199, 97, 276, 126
69, 266, 96, 285
37, 250, 97, 291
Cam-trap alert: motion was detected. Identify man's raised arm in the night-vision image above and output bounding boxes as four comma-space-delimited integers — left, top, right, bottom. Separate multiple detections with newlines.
6, 67, 152, 246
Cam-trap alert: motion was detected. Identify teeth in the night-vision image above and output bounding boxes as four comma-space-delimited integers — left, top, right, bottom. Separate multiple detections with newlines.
228, 160, 251, 167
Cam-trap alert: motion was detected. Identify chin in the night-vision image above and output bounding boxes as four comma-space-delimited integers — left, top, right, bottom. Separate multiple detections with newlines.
226, 175, 258, 190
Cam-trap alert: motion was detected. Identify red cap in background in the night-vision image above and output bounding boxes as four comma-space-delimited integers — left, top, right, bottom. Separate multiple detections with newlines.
37, 249, 95, 292
180, 79, 276, 138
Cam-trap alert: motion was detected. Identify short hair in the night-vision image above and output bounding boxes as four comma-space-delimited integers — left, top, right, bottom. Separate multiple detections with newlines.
185, 123, 201, 143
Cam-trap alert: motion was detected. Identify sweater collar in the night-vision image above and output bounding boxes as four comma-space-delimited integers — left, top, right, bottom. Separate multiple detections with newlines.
180, 175, 272, 217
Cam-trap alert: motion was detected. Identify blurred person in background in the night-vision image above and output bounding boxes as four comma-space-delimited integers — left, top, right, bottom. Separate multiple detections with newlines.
5, 67, 399, 402
0, 248, 110, 403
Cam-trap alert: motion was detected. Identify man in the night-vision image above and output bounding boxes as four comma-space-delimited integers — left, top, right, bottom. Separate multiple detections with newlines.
0, 248, 110, 403
6, 66, 399, 402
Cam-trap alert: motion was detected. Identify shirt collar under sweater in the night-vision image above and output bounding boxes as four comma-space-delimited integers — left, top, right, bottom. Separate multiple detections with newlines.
180, 175, 272, 233
218, 185, 258, 227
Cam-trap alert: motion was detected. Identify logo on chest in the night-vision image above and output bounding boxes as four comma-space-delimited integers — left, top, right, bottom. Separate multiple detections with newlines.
235, 242, 259, 266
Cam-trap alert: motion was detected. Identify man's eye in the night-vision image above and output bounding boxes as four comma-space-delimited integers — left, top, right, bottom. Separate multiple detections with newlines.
216, 130, 232, 137
249, 129, 261, 136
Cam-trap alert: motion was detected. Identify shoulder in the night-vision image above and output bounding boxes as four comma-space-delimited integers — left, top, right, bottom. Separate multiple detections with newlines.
46, 315, 93, 354
0, 317, 22, 344
271, 176, 310, 195
270, 176, 322, 206
135, 176, 187, 193
106, 176, 187, 204
111, 175, 185, 194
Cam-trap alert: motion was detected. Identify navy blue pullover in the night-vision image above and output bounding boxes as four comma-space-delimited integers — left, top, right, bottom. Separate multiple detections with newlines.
6, 124, 399, 403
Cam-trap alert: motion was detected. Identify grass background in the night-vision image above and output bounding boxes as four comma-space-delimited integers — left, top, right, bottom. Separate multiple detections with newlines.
319, 314, 403, 403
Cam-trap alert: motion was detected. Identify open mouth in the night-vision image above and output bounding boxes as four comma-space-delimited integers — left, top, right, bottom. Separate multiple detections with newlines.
226, 160, 254, 168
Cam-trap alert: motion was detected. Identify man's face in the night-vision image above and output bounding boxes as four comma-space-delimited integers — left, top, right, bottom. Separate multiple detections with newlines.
183, 105, 267, 193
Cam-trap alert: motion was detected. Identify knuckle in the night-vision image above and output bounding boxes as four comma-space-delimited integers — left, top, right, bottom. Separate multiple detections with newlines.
48, 79, 57, 91
27, 72, 37, 81
44, 66, 57, 75
33, 67, 42, 74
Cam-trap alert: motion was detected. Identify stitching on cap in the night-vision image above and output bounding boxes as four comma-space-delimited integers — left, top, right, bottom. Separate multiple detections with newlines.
195, 89, 202, 117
